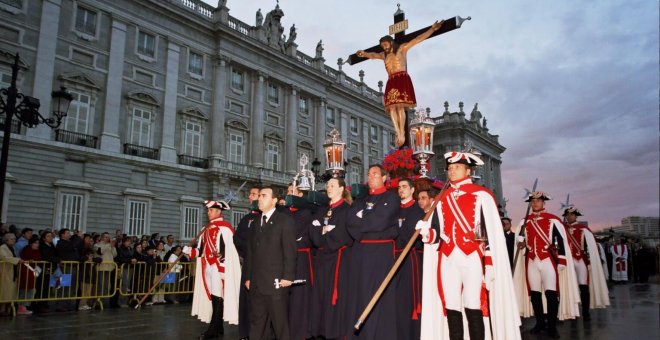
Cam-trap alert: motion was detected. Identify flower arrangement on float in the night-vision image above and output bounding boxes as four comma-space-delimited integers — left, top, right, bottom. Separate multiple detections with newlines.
382, 147, 438, 190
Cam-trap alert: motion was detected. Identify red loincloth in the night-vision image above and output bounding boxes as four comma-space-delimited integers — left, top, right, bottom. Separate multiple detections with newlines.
385, 71, 417, 109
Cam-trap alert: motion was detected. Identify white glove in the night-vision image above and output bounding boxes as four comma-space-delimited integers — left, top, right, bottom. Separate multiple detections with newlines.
415, 220, 431, 241
484, 265, 494, 291
516, 236, 525, 243
558, 264, 566, 271
182, 246, 192, 256
312, 219, 321, 227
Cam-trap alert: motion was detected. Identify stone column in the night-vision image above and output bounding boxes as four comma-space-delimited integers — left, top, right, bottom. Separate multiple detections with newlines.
250, 72, 266, 167
210, 55, 230, 166
285, 85, 299, 174
100, 19, 127, 152
28, 0, 62, 139
315, 98, 327, 159
159, 42, 180, 163
362, 121, 370, 177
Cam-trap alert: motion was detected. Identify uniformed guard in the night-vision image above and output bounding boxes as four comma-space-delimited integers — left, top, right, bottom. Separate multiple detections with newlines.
417, 151, 520, 340
564, 207, 610, 320
183, 200, 241, 340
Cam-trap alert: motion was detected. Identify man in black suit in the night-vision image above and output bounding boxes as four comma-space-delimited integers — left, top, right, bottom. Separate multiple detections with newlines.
244, 186, 297, 340
501, 217, 515, 269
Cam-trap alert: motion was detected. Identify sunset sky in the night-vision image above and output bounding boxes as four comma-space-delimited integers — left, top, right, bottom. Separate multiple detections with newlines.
203, 0, 659, 230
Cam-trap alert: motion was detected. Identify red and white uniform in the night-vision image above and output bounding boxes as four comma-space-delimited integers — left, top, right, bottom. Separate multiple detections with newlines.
185, 217, 241, 325
425, 178, 491, 312
522, 211, 566, 292
422, 178, 521, 339
566, 223, 589, 285
567, 222, 610, 309
610, 243, 628, 282
513, 211, 581, 320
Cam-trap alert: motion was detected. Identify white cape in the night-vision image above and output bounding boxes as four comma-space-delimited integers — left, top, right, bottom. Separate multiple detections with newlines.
584, 230, 609, 309
420, 191, 521, 340
191, 225, 241, 325
513, 217, 581, 320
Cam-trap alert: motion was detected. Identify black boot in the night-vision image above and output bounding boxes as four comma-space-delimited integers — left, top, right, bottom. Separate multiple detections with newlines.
465, 308, 485, 340
545, 290, 560, 338
579, 284, 591, 321
200, 296, 224, 339
446, 309, 464, 340
530, 291, 545, 334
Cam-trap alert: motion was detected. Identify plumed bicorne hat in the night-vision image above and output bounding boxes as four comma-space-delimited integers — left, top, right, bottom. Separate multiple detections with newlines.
563, 206, 583, 217
444, 151, 484, 169
525, 191, 552, 202
204, 200, 231, 210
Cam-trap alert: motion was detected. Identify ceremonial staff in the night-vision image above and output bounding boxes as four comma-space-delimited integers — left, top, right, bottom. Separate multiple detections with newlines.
511, 178, 538, 275
354, 180, 450, 330
135, 227, 206, 309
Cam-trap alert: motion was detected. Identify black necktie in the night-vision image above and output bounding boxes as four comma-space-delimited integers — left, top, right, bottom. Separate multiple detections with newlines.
261, 215, 268, 232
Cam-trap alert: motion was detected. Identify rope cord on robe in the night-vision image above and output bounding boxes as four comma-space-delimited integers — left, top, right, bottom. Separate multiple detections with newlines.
135, 227, 207, 309
512, 178, 538, 275
354, 180, 451, 330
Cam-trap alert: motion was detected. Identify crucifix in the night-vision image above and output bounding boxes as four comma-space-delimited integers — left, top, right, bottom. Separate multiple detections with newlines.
349, 4, 470, 148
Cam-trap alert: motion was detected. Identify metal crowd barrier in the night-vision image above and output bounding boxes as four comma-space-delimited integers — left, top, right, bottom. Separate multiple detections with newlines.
0, 260, 194, 317
116, 261, 195, 304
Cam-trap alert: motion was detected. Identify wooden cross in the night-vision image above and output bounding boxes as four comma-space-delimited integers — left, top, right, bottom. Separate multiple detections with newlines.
347, 4, 471, 65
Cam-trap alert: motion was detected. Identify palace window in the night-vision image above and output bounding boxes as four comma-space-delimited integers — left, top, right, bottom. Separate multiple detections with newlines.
137, 30, 156, 58
229, 132, 244, 164
231, 69, 244, 91
267, 83, 279, 104
181, 205, 201, 239
325, 107, 335, 125
57, 193, 84, 231
350, 116, 359, 135
126, 199, 149, 236
64, 90, 91, 134
188, 51, 204, 77
265, 142, 280, 171
183, 121, 202, 157
130, 108, 152, 147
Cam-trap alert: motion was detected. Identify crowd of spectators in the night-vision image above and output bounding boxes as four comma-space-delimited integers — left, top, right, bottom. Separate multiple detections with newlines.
0, 224, 192, 316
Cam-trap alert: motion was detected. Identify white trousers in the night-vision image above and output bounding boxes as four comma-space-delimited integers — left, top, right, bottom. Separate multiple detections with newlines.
440, 250, 483, 310
574, 258, 588, 285
527, 257, 557, 292
204, 262, 224, 297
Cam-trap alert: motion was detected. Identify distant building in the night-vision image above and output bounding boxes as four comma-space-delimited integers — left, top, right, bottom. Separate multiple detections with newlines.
430, 101, 506, 207
620, 216, 659, 238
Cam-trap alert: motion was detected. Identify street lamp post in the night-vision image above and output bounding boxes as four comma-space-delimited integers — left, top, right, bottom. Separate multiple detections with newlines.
0, 53, 73, 223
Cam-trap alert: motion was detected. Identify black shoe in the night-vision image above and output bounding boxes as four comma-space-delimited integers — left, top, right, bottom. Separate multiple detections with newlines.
546, 327, 560, 338
198, 332, 217, 340
530, 323, 545, 334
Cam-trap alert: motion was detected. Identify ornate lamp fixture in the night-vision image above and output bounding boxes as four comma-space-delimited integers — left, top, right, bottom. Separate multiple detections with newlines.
409, 108, 435, 178
293, 153, 315, 192
323, 128, 345, 178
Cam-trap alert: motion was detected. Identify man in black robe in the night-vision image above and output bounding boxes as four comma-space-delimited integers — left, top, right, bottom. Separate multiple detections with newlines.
346, 164, 400, 339
394, 178, 425, 340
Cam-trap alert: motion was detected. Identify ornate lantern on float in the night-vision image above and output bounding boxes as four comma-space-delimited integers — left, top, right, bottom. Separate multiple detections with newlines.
323, 128, 346, 178
293, 153, 315, 192
409, 108, 435, 178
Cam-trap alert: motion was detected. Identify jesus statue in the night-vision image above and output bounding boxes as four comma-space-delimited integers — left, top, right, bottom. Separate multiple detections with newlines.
356, 20, 443, 147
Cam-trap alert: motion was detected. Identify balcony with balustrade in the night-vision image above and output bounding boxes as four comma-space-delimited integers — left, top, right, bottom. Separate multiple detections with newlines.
123, 143, 160, 160
55, 129, 98, 148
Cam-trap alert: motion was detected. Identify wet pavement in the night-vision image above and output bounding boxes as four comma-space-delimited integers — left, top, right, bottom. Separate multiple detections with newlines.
0, 282, 658, 339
